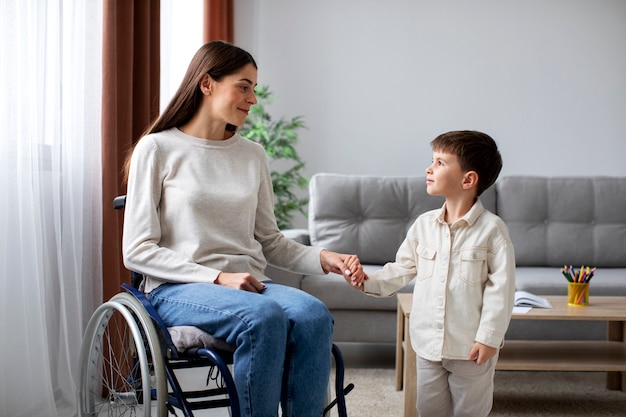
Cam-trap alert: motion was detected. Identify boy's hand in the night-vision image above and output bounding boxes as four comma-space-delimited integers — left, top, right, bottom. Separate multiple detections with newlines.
467, 342, 497, 365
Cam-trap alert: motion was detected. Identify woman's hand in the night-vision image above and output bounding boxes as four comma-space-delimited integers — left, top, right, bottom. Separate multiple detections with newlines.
215, 272, 266, 293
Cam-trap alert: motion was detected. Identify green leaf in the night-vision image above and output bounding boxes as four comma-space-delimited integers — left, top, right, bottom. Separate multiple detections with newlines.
241, 85, 308, 228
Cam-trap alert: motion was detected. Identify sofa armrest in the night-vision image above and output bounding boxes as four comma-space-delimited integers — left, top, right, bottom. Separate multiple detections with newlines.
280, 228, 311, 246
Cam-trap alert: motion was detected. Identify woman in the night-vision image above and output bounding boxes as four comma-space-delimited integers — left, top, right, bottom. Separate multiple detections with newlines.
122, 41, 361, 417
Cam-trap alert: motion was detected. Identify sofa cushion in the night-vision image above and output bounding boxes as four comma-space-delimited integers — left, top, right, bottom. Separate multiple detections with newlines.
308, 173, 497, 265
497, 177, 626, 267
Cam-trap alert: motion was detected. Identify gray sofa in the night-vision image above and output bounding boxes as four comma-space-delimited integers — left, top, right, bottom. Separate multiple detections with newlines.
267, 174, 626, 344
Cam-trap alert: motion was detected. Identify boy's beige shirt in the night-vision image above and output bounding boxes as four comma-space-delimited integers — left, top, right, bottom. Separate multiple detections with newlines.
364, 199, 516, 361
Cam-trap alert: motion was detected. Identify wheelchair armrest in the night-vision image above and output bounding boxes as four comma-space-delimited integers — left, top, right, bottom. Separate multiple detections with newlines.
122, 283, 176, 348
113, 195, 126, 210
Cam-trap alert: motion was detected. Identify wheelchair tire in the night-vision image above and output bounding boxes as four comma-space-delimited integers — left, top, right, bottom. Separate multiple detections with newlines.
77, 294, 167, 417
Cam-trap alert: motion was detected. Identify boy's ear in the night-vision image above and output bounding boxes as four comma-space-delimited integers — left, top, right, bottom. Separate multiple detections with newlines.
462, 171, 479, 191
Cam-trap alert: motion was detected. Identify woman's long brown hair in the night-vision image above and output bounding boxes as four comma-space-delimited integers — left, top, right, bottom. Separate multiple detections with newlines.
122, 41, 257, 183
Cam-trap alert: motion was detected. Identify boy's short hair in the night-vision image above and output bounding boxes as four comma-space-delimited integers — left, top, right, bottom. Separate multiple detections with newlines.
430, 130, 502, 196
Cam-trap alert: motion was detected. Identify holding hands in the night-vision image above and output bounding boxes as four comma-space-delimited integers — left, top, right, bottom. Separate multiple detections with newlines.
341, 254, 368, 291
320, 249, 365, 280
216, 250, 367, 294
320, 249, 368, 289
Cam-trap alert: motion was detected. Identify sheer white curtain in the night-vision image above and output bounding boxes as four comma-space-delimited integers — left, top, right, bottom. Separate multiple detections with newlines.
160, 0, 203, 112
0, 1, 102, 416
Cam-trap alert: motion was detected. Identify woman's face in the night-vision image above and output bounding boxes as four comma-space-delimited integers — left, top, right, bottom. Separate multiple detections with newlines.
209, 63, 258, 127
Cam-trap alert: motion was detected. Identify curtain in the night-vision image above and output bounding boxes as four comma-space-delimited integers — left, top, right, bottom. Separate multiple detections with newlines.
0, 1, 103, 416
204, 0, 234, 42
101, 0, 160, 303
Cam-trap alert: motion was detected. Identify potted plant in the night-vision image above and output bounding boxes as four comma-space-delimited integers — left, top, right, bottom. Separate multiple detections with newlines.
241, 86, 308, 229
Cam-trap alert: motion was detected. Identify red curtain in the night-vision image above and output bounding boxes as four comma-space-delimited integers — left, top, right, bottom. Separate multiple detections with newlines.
101, 0, 160, 303
204, 0, 234, 42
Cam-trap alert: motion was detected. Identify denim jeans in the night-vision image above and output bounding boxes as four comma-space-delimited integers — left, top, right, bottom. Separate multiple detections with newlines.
148, 281, 334, 417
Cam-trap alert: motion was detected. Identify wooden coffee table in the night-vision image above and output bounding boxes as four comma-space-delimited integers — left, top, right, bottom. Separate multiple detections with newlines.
396, 293, 626, 417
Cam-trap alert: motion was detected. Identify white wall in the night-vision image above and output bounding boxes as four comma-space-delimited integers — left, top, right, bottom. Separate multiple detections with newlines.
234, 0, 626, 181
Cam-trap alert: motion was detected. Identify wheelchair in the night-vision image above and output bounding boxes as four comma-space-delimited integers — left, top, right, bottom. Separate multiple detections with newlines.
77, 196, 353, 417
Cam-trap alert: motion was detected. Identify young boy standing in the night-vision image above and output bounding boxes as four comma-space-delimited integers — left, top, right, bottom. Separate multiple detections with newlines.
348, 130, 516, 417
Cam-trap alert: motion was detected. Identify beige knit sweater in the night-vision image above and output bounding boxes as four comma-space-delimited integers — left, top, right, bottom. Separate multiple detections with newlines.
122, 128, 323, 293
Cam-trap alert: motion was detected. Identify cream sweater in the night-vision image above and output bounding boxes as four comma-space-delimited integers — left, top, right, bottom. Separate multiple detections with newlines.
122, 128, 323, 293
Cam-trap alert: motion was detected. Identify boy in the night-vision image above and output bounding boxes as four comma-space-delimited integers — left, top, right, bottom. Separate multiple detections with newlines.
348, 130, 515, 417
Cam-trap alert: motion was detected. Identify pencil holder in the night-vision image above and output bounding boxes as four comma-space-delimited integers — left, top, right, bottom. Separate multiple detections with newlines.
567, 282, 589, 306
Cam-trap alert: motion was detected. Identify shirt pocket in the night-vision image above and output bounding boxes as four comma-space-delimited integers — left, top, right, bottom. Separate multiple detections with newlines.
416, 244, 437, 281
459, 248, 488, 286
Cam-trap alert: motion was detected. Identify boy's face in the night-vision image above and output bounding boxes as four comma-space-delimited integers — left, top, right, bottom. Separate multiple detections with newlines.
425, 151, 467, 197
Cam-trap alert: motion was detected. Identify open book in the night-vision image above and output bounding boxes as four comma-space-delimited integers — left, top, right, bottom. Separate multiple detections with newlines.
514, 290, 553, 309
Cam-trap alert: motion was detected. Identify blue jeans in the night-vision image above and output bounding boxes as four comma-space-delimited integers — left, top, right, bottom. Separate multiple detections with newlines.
148, 281, 334, 417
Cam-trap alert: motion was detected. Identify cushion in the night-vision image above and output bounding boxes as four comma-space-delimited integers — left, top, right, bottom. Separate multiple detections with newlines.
168, 326, 235, 353
496, 176, 626, 267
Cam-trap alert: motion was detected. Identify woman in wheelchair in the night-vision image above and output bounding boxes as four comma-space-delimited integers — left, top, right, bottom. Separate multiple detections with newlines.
121, 41, 362, 417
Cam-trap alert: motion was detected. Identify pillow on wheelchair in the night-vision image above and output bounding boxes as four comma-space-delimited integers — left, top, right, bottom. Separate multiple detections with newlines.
168, 326, 236, 353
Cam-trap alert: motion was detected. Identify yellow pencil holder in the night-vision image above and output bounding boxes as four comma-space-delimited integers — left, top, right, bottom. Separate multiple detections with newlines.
567, 282, 589, 306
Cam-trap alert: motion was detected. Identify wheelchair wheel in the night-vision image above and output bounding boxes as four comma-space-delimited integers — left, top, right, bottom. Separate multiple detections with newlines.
78, 293, 167, 417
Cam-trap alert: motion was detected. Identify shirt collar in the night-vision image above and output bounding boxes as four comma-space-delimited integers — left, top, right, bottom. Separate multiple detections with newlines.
435, 198, 485, 226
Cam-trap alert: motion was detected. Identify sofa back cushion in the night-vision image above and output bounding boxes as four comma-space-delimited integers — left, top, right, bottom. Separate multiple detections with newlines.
496, 176, 626, 267
308, 173, 496, 264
